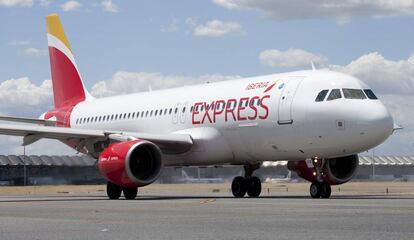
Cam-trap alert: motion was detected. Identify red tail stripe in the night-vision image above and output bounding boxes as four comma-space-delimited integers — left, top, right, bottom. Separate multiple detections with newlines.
48, 46, 85, 108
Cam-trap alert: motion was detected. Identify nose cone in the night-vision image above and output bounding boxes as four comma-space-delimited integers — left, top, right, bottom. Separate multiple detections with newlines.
357, 101, 393, 148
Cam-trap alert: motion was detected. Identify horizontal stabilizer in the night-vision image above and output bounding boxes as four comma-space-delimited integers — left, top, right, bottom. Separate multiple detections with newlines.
0, 115, 56, 126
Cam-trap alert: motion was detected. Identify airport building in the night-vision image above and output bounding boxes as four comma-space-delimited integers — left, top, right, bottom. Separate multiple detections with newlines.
0, 155, 414, 185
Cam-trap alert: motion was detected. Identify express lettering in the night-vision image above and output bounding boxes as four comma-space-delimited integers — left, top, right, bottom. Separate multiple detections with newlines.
192, 95, 270, 125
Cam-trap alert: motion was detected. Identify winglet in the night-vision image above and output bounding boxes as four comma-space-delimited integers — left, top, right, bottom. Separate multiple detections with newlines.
311, 61, 316, 71
393, 123, 403, 133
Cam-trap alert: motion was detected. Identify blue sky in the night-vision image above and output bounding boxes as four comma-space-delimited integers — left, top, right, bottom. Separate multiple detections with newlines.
0, 0, 414, 156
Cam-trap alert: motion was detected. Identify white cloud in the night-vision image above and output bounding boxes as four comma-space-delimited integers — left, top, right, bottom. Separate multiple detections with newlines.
0, 77, 52, 116
39, 0, 51, 7
259, 48, 328, 68
101, 0, 117, 13
10, 40, 30, 46
213, 0, 414, 22
91, 72, 240, 97
60, 0, 81, 11
23, 47, 48, 57
191, 20, 245, 37
0, 0, 32, 7
161, 17, 179, 33
185, 17, 197, 27
332, 52, 414, 95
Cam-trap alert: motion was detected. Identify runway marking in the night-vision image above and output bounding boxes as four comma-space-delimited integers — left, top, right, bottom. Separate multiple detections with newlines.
200, 199, 216, 204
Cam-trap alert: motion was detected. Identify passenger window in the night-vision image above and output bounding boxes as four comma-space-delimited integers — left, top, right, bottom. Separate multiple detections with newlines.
315, 90, 329, 102
155, 110, 158, 116
182, 107, 186, 113
343, 89, 366, 99
169, 108, 172, 114
327, 89, 342, 101
364, 89, 378, 100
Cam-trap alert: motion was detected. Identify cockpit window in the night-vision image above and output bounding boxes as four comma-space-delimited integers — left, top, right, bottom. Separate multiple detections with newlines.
327, 89, 342, 101
342, 88, 367, 99
363, 89, 378, 100
315, 90, 329, 102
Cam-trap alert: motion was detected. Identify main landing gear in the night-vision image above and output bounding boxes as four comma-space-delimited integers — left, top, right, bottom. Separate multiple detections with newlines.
231, 164, 262, 198
106, 181, 138, 200
309, 158, 331, 199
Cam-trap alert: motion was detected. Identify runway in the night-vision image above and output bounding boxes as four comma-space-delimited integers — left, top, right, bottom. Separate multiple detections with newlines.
1, 183, 414, 240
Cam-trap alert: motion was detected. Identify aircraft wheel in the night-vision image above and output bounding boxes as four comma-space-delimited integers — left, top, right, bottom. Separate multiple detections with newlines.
107, 181, 122, 200
310, 182, 322, 198
320, 183, 331, 199
247, 176, 261, 198
123, 187, 138, 200
232, 176, 247, 198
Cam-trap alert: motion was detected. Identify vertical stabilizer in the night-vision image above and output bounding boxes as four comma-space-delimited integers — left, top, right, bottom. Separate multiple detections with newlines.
46, 13, 93, 109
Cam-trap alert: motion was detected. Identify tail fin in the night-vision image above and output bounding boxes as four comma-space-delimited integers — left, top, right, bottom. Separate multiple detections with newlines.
46, 13, 93, 109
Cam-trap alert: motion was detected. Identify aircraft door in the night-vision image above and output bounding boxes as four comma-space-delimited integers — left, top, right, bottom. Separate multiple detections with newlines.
278, 77, 304, 124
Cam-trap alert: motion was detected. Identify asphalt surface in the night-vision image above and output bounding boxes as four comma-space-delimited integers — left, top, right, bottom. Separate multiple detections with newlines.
0, 192, 413, 240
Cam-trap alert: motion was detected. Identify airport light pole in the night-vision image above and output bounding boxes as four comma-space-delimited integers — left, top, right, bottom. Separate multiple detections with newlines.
23, 146, 26, 186
372, 149, 375, 181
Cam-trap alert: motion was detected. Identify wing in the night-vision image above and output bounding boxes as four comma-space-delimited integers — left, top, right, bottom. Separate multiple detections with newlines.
0, 115, 56, 126
0, 123, 193, 155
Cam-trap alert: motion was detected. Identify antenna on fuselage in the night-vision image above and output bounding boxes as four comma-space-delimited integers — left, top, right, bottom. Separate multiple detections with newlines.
311, 61, 316, 71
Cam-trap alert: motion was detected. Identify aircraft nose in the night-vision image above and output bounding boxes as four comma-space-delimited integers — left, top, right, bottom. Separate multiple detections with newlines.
357, 101, 393, 147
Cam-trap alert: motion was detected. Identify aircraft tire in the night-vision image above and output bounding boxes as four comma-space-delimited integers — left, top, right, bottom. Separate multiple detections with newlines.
320, 183, 331, 199
310, 182, 322, 198
123, 187, 138, 200
232, 176, 247, 198
247, 176, 261, 197
107, 181, 122, 200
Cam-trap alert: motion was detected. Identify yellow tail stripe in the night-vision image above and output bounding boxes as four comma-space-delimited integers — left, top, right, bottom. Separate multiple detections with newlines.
46, 13, 71, 52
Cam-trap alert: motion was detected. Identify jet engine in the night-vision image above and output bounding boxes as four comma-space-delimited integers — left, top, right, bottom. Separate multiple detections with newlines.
97, 140, 163, 188
287, 155, 359, 185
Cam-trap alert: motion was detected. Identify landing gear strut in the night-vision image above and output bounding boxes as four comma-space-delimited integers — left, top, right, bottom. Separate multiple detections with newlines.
106, 182, 138, 200
231, 164, 262, 198
309, 158, 332, 199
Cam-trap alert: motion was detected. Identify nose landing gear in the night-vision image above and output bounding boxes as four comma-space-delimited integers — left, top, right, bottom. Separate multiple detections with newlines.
231, 164, 262, 198
310, 158, 332, 199
310, 182, 331, 198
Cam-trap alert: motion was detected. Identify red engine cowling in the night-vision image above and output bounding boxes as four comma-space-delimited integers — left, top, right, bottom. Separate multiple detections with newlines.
287, 155, 359, 185
97, 140, 163, 188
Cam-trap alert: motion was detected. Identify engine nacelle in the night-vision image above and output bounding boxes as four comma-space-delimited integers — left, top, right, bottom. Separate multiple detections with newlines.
287, 155, 359, 185
97, 140, 163, 188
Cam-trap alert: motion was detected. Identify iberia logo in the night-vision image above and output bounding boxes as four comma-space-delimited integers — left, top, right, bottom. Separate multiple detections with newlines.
245, 79, 281, 93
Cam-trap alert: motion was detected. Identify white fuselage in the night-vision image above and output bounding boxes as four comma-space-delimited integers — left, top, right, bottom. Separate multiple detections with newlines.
69, 70, 394, 166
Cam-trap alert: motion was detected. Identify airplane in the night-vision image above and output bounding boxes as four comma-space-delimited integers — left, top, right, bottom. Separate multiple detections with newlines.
180, 170, 224, 184
264, 171, 293, 183
0, 13, 397, 199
